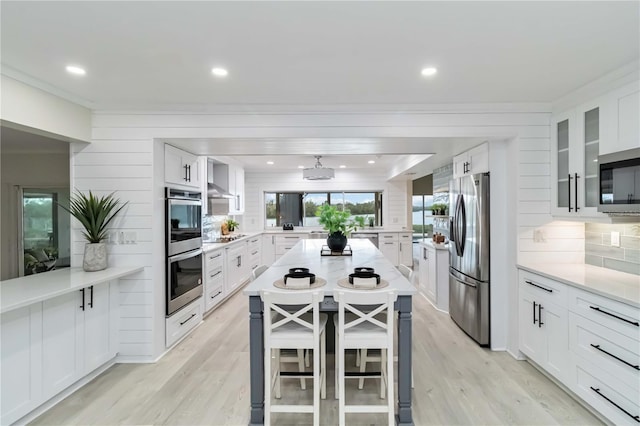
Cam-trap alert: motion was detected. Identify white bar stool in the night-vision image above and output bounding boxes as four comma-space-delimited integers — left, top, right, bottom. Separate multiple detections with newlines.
335, 289, 397, 426
260, 289, 327, 426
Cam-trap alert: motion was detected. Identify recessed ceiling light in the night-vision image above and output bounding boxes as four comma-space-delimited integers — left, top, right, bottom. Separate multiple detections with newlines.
339, 165, 346, 168
368, 160, 375, 164
298, 165, 305, 169
266, 161, 274, 165
66, 65, 86, 75
421, 67, 438, 77
211, 67, 228, 77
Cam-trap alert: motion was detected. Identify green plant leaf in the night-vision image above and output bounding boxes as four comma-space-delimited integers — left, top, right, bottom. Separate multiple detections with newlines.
59, 190, 128, 243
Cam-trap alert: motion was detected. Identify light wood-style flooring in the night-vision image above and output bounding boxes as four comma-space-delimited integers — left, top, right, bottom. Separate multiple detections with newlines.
31, 280, 601, 425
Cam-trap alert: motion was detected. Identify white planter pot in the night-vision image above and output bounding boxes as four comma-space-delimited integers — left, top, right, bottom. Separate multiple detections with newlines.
83, 242, 107, 272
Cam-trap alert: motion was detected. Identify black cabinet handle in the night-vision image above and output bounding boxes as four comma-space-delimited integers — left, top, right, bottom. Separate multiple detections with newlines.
590, 344, 640, 370
568, 174, 573, 212
590, 305, 639, 326
574, 173, 579, 212
525, 280, 553, 293
89, 285, 94, 309
211, 291, 222, 300
590, 387, 639, 422
533, 301, 537, 325
538, 304, 544, 328
79, 288, 85, 311
183, 164, 189, 181
210, 271, 222, 278
180, 313, 197, 326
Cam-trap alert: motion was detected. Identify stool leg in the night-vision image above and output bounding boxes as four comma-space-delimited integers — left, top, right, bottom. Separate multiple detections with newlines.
387, 347, 394, 426
275, 349, 281, 399
313, 343, 320, 426
358, 349, 367, 389
265, 345, 272, 426
334, 326, 339, 400
297, 349, 306, 389
380, 349, 387, 399
338, 338, 346, 426
321, 330, 326, 399
355, 349, 361, 367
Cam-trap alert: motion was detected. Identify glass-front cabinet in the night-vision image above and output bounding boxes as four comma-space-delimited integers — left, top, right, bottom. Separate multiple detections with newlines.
551, 100, 606, 218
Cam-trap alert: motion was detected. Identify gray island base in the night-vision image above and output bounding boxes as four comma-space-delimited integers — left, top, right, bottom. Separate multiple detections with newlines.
243, 239, 416, 425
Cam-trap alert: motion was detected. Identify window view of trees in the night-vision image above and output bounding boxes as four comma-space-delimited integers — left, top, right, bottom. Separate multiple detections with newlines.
265, 191, 381, 228
412, 195, 433, 240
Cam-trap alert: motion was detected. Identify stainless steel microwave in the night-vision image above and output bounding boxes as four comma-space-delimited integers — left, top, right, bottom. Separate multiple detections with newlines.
598, 147, 640, 214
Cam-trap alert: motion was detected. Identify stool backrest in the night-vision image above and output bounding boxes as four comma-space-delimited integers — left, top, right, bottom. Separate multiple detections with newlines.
398, 264, 412, 281
260, 289, 324, 345
252, 265, 268, 281
335, 289, 397, 343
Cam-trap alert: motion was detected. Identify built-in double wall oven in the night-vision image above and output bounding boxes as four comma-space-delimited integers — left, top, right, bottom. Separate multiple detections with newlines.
166, 187, 203, 316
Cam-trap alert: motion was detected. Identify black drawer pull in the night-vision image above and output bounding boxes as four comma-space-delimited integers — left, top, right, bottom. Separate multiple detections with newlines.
211, 291, 222, 299
525, 280, 553, 293
179, 313, 197, 326
591, 344, 640, 370
590, 306, 639, 326
210, 271, 222, 278
590, 387, 640, 422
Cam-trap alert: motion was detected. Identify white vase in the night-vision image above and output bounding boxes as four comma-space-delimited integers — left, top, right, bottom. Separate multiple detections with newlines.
83, 243, 107, 272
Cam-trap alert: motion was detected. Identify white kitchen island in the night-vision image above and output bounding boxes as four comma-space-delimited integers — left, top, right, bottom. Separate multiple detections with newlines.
1, 266, 143, 425
243, 239, 417, 426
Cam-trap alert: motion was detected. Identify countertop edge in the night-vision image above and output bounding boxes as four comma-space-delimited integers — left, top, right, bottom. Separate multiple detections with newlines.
517, 263, 640, 308
1, 266, 145, 314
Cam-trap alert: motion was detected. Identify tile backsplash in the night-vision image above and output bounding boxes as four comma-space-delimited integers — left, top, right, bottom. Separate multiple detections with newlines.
585, 223, 640, 275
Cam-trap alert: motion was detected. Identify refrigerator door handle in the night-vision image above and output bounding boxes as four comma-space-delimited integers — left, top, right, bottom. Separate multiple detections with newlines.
453, 194, 463, 257
459, 194, 467, 256
449, 268, 481, 288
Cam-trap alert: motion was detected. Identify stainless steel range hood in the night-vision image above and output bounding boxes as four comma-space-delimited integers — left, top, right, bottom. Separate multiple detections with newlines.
207, 182, 234, 199
207, 159, 234, 199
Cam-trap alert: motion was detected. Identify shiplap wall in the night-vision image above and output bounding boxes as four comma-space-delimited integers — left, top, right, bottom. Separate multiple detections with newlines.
85, 107, 567, 358
243, 170, 407, 232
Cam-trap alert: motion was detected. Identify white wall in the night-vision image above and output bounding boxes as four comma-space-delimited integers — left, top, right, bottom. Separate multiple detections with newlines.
85, 107, 556, 358
0, 75, 92, 142
0, 152, 70, 280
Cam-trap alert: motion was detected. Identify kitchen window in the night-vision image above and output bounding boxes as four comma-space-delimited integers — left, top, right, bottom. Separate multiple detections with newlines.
265, 191, 382, 228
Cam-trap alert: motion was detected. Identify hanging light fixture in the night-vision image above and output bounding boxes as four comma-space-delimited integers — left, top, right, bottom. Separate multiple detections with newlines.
303, 155, 335, 180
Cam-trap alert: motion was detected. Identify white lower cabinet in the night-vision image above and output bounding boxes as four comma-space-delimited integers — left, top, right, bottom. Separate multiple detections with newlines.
518, 268, 640, 425
204, 249, 225, 313
1, 282, 117, 425
398, 232, 412, 267
225, 242, 250, 295
275, 234, 306, 261
166, 299, 203, 348
419, 242, 450, 312
378, 232, 399, 266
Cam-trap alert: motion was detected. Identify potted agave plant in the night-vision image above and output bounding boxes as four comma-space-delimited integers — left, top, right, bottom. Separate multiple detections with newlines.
61, 190, 127, 272
316, 204, 365, 252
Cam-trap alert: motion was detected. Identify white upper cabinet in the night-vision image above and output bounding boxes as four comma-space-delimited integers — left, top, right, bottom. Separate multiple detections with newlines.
452, 142, 489, 179
229, 164, 245, 215
551, 101, 607, 219
602, 81, 640, 155
165, 145, 201, 189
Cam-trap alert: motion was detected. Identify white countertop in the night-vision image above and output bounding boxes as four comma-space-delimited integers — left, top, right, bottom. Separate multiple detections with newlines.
517, 262, 640, 308
417, 239, 450, 250
1, 266, 144, 314
202, 232, 262, 251
243, 239, 417, 296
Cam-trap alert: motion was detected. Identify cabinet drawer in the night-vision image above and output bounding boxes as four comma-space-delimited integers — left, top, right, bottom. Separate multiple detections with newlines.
519, 270, 568, 305
166, 299, 202, 348
378, 232, 398, 242
569, 312, 639, 391
398, 232, 412, 242
205, 250, 224, 270
568, 286, 640, 341
205, 265, 223, 285
572, 357, 639, 425
205, 285, 224, 312
248, 252, 261, 270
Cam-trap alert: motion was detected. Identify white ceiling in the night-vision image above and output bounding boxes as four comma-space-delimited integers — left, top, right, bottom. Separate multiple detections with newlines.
1, 1, 638, 177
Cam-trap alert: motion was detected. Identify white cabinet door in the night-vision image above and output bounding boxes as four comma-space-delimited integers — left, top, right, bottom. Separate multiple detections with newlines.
541, 300, 569, 381
234, 166, 245, 214
379, 241, 398, 266
467, 143, 489, 175
165, 145, 200, 188
427, 246, 437, 302
452, 152, 468, 179
519, 290, 546, 365
418, 245, 429, 296
41, 290, 83, 398
603, 81, 640, 155
1, 305, 42, 425
398, 233, 413, 267
551, 109, 578, 217
262, 234, 276, 266
83, 283, 115, 373
225, 243, 249, 294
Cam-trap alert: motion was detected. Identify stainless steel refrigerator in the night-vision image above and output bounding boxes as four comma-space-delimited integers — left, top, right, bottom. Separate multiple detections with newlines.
449, 173, 490, 346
